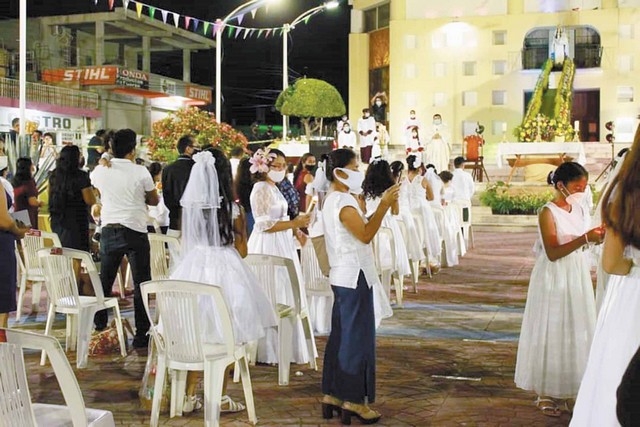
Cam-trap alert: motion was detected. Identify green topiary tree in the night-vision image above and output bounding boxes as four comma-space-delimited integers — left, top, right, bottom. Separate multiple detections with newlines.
275, 78, 346, 142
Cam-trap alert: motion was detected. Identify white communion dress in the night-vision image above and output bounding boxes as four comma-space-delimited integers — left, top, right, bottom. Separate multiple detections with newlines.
365, 196, 411, 278
404, 174, 443, 266
248, 180, 318, 364
514, 202, 596, 398
397, 182, 426, 264
571, 246, 640, 426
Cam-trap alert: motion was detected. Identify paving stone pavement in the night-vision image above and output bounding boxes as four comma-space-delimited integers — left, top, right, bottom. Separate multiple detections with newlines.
11, 230, 576, 426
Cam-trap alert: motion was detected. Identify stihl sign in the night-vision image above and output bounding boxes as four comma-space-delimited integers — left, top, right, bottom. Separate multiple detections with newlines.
42, 67, 149, 88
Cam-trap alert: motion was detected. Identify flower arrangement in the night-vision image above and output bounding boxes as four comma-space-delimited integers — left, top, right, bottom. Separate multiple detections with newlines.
480, 181, 555, 215
146, 107, 248, 162
249, 148, 276, 174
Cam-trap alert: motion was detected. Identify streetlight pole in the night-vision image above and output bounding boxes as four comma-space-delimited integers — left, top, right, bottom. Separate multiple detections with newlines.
281, 1, 339, 141
215, 0, 275, 123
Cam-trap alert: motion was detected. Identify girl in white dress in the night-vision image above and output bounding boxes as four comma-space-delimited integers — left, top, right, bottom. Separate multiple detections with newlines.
170, 148, 277, 413
390, 161, 425, 266
404, 155, 442, 269
514, 162, 604, 417
247, 148, 316, 364
362, 159, 411, 280
571, 131, 640, 426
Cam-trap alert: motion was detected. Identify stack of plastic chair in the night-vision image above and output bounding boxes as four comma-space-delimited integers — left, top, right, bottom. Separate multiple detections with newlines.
300, 241, 333, 334
141, 279, 257, 427
1, 328, 115, 426
37, 248, 126, 369
244, 254, 317, 385
372, 226, 403, 307
16, 230, 61, 320
396, 219, 419, 292
452, 200, 474, 249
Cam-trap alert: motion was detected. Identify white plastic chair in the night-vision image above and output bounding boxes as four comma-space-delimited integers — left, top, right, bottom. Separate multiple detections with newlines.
244, 254, 318, 385
141, 280, 257, 427
148, 233, 181, 280
396, 219, 419, 293
1, 328, 115, 427
372, 226, 403, 307
300, 241, 333, 334
16, 231, 62, 321
411, 211, 433, 278
452, 199, 474, 249
37, 248, 127, 369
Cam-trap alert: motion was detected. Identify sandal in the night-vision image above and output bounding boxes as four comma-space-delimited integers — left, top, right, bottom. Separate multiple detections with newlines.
220, 395, 245, 413
321, 395, 343, 419
535, 397, 561, 417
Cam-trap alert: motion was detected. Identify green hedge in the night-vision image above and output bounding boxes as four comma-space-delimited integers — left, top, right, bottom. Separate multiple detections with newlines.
479, 182, 554, 215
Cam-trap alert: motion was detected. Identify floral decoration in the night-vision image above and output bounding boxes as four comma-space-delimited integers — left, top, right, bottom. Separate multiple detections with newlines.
249, 148, 276, 174
146, 107, 248, 162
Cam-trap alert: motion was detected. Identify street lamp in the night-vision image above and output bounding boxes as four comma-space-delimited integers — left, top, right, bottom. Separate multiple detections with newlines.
215, 0, 277, 123
281, 1, 339, 141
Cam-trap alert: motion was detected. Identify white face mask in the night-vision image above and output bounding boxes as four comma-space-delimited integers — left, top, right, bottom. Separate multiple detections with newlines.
268, 169, 286, 183
560, 184, 585, 205
375, 101, 382, 106
334, 167, 364, 194
433, 119, 442, 125
364, 113, 370, 118
344, 126, 351, 133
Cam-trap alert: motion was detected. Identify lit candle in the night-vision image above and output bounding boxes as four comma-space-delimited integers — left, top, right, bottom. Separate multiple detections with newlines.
501, 123, 507, 132
574, 120, 580, 129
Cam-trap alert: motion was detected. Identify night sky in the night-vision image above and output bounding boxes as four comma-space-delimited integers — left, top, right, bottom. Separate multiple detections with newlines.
2, 0, 350, 125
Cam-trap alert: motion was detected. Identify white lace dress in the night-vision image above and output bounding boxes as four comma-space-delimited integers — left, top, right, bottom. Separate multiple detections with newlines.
397, 183, 426, 263
404, 175, 443, 265
248, 181, 317, 364
169, 205, 277, 345
514, 202, 596, 398
365, 196, 411, 277
425, 172, 462, 267
571, 246, 640, 426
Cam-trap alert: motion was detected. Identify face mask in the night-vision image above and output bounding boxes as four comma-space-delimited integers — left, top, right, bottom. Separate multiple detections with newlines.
364, 113, 370, 118
412, 133, 418, 138
344, 127, 351, 133
334, 167, 364, 194
342, 117, 347, 122
560, 184, 585, 205
268, 169, 286, 183
305, 164, 317, 173
433, 119, 442, 125
375, 101, 382, 106
410, 115, 415, 120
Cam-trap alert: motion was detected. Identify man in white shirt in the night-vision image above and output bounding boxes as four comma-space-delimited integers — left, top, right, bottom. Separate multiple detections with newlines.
90, 128, 159, 348
357, 108, 376, 164
451, 156, 475, 202
338, 122, 357, 149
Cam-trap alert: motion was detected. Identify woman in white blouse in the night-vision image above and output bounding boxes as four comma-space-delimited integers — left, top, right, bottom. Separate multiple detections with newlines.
321, 148, 398, 425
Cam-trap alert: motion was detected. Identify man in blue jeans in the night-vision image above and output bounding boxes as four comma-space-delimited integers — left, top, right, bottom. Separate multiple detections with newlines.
91, 129, 159, 348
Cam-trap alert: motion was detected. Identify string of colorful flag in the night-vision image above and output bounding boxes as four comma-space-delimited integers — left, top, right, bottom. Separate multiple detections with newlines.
96, 0, 317, 39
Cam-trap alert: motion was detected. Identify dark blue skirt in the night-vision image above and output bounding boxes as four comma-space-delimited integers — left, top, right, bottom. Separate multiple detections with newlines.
322, 270, 376, 404
0, 230, 17, 313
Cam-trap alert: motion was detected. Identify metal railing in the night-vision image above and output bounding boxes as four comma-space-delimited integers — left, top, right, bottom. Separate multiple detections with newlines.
0, 77, 99, 110
522, 45, 602, 70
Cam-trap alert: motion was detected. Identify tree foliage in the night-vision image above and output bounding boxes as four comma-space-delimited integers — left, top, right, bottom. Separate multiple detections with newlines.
276, 78, 346, 141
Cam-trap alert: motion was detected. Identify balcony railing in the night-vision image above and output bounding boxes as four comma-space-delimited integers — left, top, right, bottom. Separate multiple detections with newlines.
522, 45, 602, 70
0, 77, 100, 110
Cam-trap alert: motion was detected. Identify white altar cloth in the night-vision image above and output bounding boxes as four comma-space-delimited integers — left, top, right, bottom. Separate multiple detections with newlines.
496, 142, 586, 168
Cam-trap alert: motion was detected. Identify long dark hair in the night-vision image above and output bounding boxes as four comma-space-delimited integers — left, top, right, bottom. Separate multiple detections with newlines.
602, 125, 640, 248
390, 161, 404, 181
547, 161, 588, 189
363, 160, 394, 199
11, 157, 34, 187
406, 155, 421, 172
49, 145, 83, 214
293, 152, 314, 184
326, 148, 356, 182
234, 157, 254, 213
206, 147, 235, 246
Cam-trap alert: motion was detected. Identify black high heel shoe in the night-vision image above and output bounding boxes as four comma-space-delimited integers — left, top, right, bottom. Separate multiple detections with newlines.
340, 401, 381, 425
321, 395, 343, 419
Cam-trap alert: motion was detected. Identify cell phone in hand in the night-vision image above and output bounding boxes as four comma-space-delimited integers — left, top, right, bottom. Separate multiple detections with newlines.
306, 198, 318, 215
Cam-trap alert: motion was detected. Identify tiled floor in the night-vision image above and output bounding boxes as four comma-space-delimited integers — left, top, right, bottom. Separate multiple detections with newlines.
11, 230, 574, 426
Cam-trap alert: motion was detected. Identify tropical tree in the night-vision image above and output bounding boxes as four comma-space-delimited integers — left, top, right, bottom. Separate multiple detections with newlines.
275, 78, 346, 142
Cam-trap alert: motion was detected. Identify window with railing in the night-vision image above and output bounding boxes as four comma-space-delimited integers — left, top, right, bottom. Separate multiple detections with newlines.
522, 26, 602, 70
0, 77, 99, 110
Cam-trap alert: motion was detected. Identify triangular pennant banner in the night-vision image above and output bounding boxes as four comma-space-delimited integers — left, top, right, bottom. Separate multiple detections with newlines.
172, 12, 180, 28
160, 9, 168, 23
213, 20, 222, 36
192, 19, 199, 32
243, 28, 250, 39
236, 13, 244, 25
135, 2, 143, 18
304, 15, 311, 24
249, 29, 256, 38
250, 8, 257, 19
184, 16, 191, 30
235, 27, 241, 38
108, 0, 114, 10
123, 0, 129, 9
265, 29, 272, 38
203, 21, 210, 36
148, 7, 155, 19
257, 29, 264, 38
227, 26, 234, 38
94, 0, 98, 5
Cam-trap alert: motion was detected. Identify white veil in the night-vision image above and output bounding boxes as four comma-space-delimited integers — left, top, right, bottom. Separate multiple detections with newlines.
180, 150, 221, 250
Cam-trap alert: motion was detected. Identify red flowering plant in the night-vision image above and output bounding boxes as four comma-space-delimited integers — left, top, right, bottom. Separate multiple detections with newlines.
146, 107, 248, 162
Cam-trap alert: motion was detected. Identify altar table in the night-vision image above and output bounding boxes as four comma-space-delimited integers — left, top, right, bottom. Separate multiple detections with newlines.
496, 142, 586, 183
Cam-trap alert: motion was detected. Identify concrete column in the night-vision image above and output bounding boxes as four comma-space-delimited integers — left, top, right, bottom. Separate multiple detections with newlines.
183, 49, 191, 83
142, 36, 150, 72
348, 32, 369, 130
95, 21, 105, 66
351, 9, 364, 34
